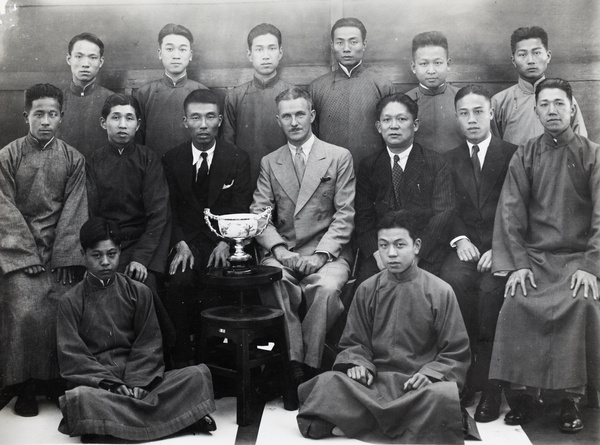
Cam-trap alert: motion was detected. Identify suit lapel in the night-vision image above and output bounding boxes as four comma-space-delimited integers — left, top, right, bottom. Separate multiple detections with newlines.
272, 146, 300, 204
207, 142, 231, 207
373, 151, 394, 207
295, 139, 331, 215
401, 145, 426, 206
479, 137, 505, 209
455, 143, 479, 208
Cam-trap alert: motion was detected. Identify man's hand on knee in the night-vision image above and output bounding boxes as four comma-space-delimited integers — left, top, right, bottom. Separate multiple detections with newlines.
272, 245, 300, 269
169, 241, 195, 275
571, 269, 599, 300
456, 239, 481, 263
505, 268, 536, 298
296, 253, 328, 275
347, 365, 373, 387
403, 372, 431, 391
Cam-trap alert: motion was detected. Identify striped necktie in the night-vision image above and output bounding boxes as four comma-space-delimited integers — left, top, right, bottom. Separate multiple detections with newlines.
392, 154, 403, 208
294, 146, 306, 183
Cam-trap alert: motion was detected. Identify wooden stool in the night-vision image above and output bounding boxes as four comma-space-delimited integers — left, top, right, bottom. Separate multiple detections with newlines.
198, 265, 298, 426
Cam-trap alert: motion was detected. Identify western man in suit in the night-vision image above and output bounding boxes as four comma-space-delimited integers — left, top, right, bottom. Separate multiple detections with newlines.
162, 89, 252, 367
440, 85, 517, 422
250, 87, 355, 385
355, 93, 455, 283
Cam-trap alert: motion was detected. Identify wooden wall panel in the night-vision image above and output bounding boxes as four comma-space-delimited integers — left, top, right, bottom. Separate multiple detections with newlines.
0, 0, 598, 148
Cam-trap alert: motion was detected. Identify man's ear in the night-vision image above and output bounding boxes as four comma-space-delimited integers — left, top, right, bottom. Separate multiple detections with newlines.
66, 53, 72, 66
414, 238, 422, 255
80, 247, 86, 257
413, 118, 420, 132
309, 108, 316, 124
23, 111, 29, 123
375, 120, 382, 134
100, 117, 107, 130
135, 119, 141, 132
410, 60, 416, 74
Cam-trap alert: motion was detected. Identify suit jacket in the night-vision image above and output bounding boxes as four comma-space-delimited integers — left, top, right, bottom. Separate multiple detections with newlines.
162, 139, 252, 248
445, 136, 517, 252
355, 143, 455, 264
250, 136, 355, 263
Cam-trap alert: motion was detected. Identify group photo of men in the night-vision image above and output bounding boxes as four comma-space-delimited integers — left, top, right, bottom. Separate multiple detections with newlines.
0, 0, 598, 444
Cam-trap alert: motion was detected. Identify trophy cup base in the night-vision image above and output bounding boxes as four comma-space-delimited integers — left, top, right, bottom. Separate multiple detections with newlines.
224, 261, 257, 276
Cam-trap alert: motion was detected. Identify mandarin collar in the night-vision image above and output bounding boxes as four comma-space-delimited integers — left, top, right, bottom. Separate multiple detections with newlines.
542, 126, 575, 148
85, 271, 116, 289
69, 80, 98, 97
107, 139, 135, 156
162, 72, 189, 88
334, 61, 365, 81
26, 133, 56, 150
386, 261, 420, 283
518, 75, 545, 95
252, 72, 280, 90
417, 83, 447, 96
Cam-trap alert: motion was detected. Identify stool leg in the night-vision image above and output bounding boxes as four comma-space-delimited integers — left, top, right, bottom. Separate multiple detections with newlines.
236, 331, 252, 426
277, 324, 299, 411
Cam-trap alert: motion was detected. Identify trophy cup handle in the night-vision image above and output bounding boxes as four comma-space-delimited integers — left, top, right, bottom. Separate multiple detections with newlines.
254, 206, 272, 237
204, 208, 227, 240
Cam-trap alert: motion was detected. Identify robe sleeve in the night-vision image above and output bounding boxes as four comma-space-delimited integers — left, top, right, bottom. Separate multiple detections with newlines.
57, 288, 126, 388
490, 94, 504, 139
333, 280, 377, 378
418, 158, 455, 262
51, 148, 88, 268
0, 142, 42, 274
571, 98, 588, 138
221, 89, 237, 145
418, 286, 470, 387
122, 282, 165, 388
580, 141, 600, 276
491, 146, 532, 273
130, 153, 170, 267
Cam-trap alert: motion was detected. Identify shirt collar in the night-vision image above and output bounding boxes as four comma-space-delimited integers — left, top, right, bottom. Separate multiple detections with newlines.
26, 133, 56, 150
252, 72, 280, 90
386, 144, 413, 168
467, 133, 492, 152
517, 75, 546, 95
417, 83, 447, 96
69, 80, 98, 96
162, 72, 188, 88
192, 141, 216, 165
337, 60, 364, 78
288, 134, 315, 157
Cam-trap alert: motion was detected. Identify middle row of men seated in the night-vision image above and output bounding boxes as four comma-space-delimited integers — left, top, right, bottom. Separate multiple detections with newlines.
86, 78, 512, 419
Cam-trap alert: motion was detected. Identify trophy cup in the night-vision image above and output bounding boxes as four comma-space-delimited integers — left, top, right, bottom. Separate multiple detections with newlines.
204, 207, 272, 275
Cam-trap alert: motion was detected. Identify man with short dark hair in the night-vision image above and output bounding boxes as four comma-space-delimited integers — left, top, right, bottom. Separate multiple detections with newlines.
297, 211, 470, 444
355, 93, 454, 281
222, 23, 293, 185
57, 32, 113, 158
440, 84, 517, 421
491, 26, 587, 145
309, 17, 394, 167
162, 89, 252, 367
491, 78, 600, 433
136, 24, 208, 158
0, 83, 88, 416
250, 87, 355, 383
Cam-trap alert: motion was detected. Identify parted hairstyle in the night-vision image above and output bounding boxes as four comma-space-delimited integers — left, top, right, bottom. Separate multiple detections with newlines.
411, 31, 449, 58
247, 23, 282, 49
275, 87, 313, 109
80, 217, 122, 251
510, 26, 548, 53
183, 88, 221, 115
25, 83, 63, 112
331, 17, 367, 41
377, 210, 421, 242
158, 23, 194, 46
535, 78, 572, 103
68, 32, 105, 57
454, 84, 492, 108
375, 93, 419, 121
101, 94, 142, 120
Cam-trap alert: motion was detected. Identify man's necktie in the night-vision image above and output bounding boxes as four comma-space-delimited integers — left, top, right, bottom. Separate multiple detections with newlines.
196, 152, 208, 181
392, 154, 403, 207
294, 146, 306, 183
471, 145, 481, 187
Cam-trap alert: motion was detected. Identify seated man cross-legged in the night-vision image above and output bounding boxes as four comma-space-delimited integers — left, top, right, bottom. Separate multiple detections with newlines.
56, 218, 216, 442
297, 211, 471, 444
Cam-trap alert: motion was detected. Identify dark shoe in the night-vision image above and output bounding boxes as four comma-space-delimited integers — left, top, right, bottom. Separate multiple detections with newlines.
558, 399, 583, 433
460, 385, 476, 408
297, 415, 335, 439
14, 395, 38, 417
504, 394, 542, 425
475, 385, 502, 422
194, 414, 217, 433
290, 360, 305, 390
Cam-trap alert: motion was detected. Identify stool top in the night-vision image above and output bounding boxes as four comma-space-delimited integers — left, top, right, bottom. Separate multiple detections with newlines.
201, 305, 284, 325
202, 265, 282, 289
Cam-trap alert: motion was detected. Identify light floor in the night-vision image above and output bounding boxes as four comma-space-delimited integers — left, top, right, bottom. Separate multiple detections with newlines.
0, 392, 535, 445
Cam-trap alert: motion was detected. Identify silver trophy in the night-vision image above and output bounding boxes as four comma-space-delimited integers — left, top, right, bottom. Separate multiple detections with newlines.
204, 207, 272, 275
